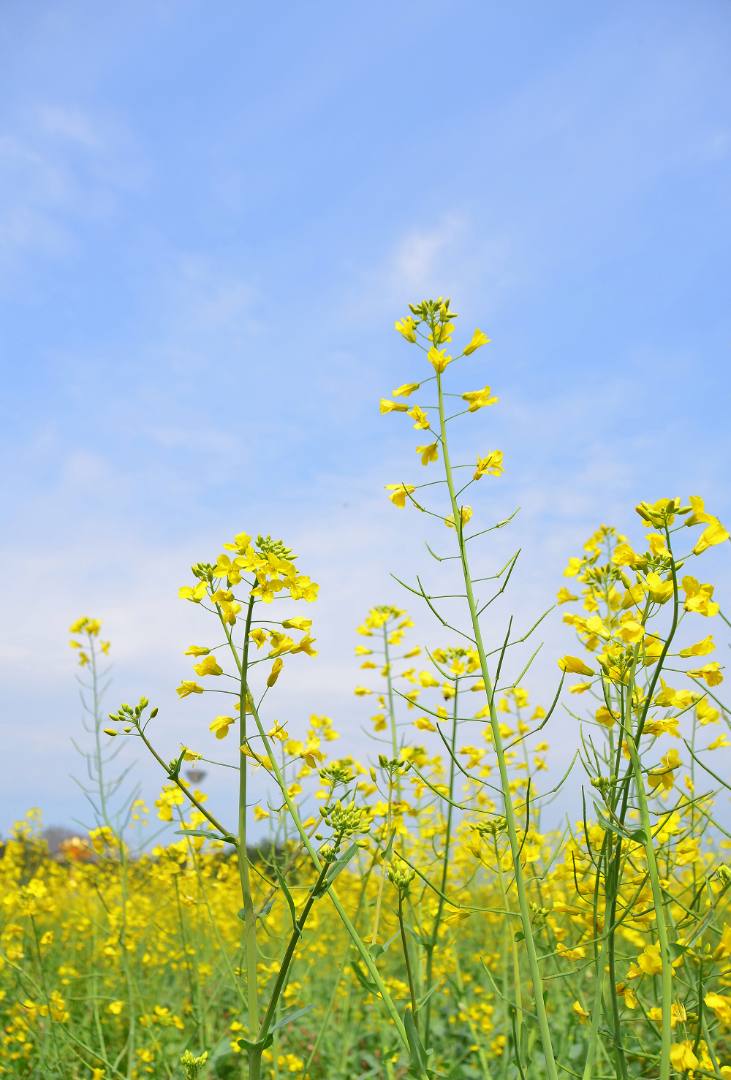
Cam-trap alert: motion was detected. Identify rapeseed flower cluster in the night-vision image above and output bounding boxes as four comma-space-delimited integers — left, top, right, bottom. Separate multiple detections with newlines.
1, 300, 729, 1079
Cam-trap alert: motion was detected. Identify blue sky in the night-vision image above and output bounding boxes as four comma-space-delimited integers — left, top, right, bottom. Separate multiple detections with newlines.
2, 1, 730, 835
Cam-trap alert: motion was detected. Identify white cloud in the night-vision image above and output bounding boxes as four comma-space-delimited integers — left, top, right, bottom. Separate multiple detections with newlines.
0, 104, 146, 279
38, 105, 100, 149
388, 213, 465, 294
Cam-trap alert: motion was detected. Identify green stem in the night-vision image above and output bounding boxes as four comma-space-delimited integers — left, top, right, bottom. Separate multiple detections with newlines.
258, 860, 329, 1039
237, 596, 260, 1037
436, 367, 558, 1080
398, 892, 419, 1021
89, 638, 136, 1077
581, 930, 606, 1080
423, 679, 459, 1046
383, 623, 401, 791
220, 607, 424, 1074
626, 736, 673, 1080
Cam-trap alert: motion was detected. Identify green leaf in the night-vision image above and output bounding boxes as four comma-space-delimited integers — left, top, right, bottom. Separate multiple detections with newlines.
256, 897, 274, 921
369, 931, 399, 960
415, 983, 439, 1011
271, 857, 297, 931
175, 827, 231, 842
350, 959, 379, 995
404, 1007, 429, 1073
594, 807, 632, 842
320, 842, 360, 892
233, 1034, 273, 1053
269, 1004, 313, 1035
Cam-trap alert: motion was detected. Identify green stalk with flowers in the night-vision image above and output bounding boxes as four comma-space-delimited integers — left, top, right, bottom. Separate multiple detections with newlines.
23, 296, 726, 1078
382, 298, 559, 1077
108, 535, 430, 1079
557, 498, 730, 1078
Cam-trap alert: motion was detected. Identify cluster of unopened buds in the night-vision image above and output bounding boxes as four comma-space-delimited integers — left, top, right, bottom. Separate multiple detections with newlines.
386, 860, 415, 894
321, 800, 371, 839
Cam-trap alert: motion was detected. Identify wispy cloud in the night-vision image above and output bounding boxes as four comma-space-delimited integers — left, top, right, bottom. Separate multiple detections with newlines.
38, 105, 101, 149
0, 103, 145, 281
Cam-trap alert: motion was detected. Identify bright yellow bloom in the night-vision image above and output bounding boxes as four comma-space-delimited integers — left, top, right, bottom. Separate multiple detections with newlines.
414, 716, 436, 732
617, 619, 644, 645
292, 634, 318, 657
682, 576, 719, 617
558, 942, 586, 961
635, 940, 663, 976
704, 991, 731, 1025
432, 318, 455, 344
462, 385, 498, 411
696, 698, 720, 725
648, 1003, 686, 1027
635, 497, 681, 528
669, 1041, 699, 1072
380, 399, 409, 414
179, 581, 207, 603
176, 681, 204, 699
645, 571, 673, 604
209, 715, 235, 739
648, 748, 681, 792
386, 483, 416, 508
463, 328, 490, 355
416, 442, 439, 465
612, 542, 639, 567
595, 707, 616, 728
408, 405, 431, 429
654, 681, 696, 709
222, 530, 251, 553
693, 516, 729, 554
558, 656, 594, 677
193, 656, 223, 677
644, 716, 680, 738
445, 505, 473, 529
621, 582, 646, 609
646, 532, 670, 557
428, 346, 452, 373
571, 1001, 589, 1022
267, 658, 284, 687
395, 316, 417, 342
474, 450, 504, 480
392, 382, 421, 397
679, 635, 714, 657
687, 661, 723, 686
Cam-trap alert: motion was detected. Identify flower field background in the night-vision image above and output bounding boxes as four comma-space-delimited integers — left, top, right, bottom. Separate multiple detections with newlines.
2, 302, 730, 1079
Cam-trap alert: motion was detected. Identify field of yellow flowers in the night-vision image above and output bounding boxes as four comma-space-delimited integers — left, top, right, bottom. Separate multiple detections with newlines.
2, 299, 730, 1079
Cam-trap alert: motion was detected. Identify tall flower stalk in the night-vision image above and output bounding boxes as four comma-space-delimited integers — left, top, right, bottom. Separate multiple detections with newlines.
383, 298, 559, 1077
109, 535, 429, 1079
557, 499, 729, 1077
